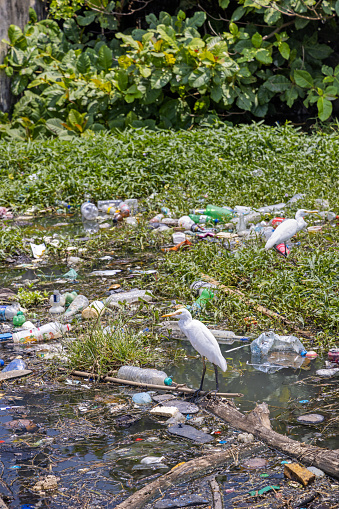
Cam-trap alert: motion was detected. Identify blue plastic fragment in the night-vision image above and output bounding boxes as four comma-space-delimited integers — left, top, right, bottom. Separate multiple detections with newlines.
0, 359, 4, 367
219, 440, 227, 444
299, 400, 309, 404
0, 333, 12, 341
300, 350, 307, 357
10, 465, 21, 469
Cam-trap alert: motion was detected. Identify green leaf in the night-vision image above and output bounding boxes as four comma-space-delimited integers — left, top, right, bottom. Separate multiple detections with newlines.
324, 86, 337, 98
294, 69, 314, 89
231, 6, 246, 21
5, 66, 13, 77
279, 42, 290, 60
63, 19, 80, 43
264, 8, 281, 25
263, 75, 290, 92
7, 25, 27, 49
251, 33, 262, 49
28, 7, 37, 23
98, 45, 112, 71
11, 75, 28, 95
77, 53, 91, 75
284, 87, 298, 107
211, 84, 223, 103
252, 103, 268, 117
294, 17, 309, 29
255, 49, 272, 64
317, 96, 332, 121
336, 0, 339, 16
219, 0, 230, 8
45, 118, 68, 136
68, 109, 84, 128
150, 69, 172, 89
77, 11, 97, 26
185, 11, 206, 28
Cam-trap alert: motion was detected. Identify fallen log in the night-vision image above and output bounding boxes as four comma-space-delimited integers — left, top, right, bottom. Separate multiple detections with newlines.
201, 274, 313, 339
114, 443, 264, 509
59, 368, 243, 398
201, 399, 339, 479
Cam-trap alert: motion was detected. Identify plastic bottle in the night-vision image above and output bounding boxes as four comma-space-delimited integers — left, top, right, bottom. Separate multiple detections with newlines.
82, 219, 99, 234
236, 213, 247, 234
82, 300, 105, 319
117, 366, 172, 386
190, 208, 206, 215
63, 295, 89, 318
2, 358, 26, 372
178, 215, 195, 230
205, 204, 234, 222
65, 291, 77, 306
113, 209, 130, 223
49, 290, 65, 315
13, 311, 26, 327
0, 303, 20, 321
190, 281, 216, 295
81, 202, 98, 220
12, 322, 72, 344
189, 214, 218, 226
150, 214, 164, 223
56, 200, 72, 212
195, 288, 214, 307
97, 200, 121, 212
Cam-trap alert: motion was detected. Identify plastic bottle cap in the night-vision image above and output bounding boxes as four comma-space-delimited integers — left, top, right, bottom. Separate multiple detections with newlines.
300, 350, 307, 357
164, 377, 173, 386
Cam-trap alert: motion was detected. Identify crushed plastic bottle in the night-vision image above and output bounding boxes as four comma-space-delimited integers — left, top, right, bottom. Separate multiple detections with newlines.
178, 216, 195, 230
106, 289, 153, 308
117, 366, 172, 386
0, 303, 20, 321
63, 295, 89, 318
2, 358, 26, 372
81, 202, 98, 221
13, 311, 26, 327
251, 332, 305, 356
205, 204, 234, 222
82, 300, 105, 319
12, 322, 72, 344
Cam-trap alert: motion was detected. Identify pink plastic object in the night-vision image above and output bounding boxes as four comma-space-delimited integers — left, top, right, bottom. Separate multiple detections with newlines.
275, 243, 290, 256
306, 351, 318, 359
328, 348, 339, 363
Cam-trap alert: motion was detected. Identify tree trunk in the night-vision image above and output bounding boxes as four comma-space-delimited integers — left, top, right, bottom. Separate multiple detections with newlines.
201, 399, 339, 479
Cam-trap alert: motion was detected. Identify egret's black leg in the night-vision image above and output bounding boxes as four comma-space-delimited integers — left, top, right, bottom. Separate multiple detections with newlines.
190, 356, 206, 402
213, 363, 219, 397
284, 241, 287, 257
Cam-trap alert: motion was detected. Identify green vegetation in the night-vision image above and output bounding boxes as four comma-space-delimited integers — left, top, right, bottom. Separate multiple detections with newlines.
0, 226, 27, 260
17, 287, 48, 307
65, 316, 163, 375
1, 1, 339, 137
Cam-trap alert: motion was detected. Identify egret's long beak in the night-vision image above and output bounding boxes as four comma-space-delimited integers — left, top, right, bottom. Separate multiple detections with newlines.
306, 210, 319, 214
162, 311, 181, 317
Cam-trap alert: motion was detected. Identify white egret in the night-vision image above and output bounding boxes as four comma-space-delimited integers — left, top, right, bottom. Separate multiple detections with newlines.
162, 308, 227, 397
265, 209, 318, 256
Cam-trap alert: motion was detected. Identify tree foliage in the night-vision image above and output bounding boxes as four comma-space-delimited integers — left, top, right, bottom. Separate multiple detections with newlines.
0, 1, 339, 138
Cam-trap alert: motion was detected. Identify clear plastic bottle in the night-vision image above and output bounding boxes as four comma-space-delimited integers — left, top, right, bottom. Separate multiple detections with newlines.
63, 295, 89, 318
0, 303, 20, 321
49, 290, 65, 315
2, 358, 26, 372
117, 366, 171, 386
178, 215, 195, 230
81, 202, 98, 220
97, 200, 121, 212
12, 322, 72, 344
236, 213, 247, 234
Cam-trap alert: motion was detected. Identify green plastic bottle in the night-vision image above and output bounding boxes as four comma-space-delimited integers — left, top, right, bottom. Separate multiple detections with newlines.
195, 288, 214, 307
189, 214, 218, 225
65, 291, 77, 307
205, 204, 234, 221
13, 311, 26, 327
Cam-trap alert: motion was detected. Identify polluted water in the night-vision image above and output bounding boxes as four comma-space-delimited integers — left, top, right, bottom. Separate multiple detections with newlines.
0, 207, 338, 508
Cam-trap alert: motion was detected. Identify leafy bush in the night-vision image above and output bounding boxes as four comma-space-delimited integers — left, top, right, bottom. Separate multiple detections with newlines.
1, 3, 339, 138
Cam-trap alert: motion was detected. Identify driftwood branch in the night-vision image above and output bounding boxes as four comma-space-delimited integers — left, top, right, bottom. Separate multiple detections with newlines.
114, 443, 263, 509
201, 399, 339, 479
60, 369, 243, 398
201, 274, 313, 339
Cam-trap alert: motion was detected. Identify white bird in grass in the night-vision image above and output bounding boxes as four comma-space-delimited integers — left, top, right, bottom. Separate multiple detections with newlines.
162, 308, 227, 397
265, 208, 318, 256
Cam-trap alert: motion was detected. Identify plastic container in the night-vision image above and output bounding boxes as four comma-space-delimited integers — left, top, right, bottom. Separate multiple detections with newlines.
12, 322, 72, 344
172, 232, 186, 245
205, 204, 234, 222
236, 213, 247, 234
178, 215, 195, 230
82, 219, 99, 234
81, 202, 98, 221
106, 289, 153, 308
251, 332, 305, 356
2, 358, 26, 372
0, 303, 20, 321
63, 295, 89, 318
189, 214, 218, 225
190, 281, 216, 295
150, 214, 164, 223
13, 311, 26, 327
82, 300, 105, 319
117, 366, 171, 386
132, 392, 153, 405
328, 348, 339, 363
97, 199, 121, 212
49, 290, 65, 315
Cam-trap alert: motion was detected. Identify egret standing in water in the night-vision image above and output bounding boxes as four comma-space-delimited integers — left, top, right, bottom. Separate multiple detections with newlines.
265, 209, 318, 256
162, 308, 227, 397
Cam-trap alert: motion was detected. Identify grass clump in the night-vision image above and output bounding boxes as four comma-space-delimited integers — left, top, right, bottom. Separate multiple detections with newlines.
65, 317, 162, 377
17, 288, 48, 307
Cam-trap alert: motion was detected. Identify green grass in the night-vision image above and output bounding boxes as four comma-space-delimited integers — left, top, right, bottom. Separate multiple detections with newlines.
64, 315, 166, 376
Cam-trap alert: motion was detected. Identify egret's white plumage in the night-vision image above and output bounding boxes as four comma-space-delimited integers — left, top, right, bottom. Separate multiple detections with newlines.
162, 308, 227, 395
265, 209, 317, 251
